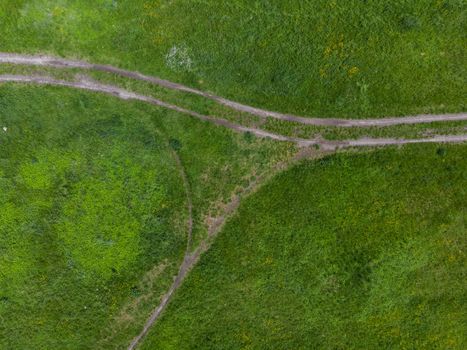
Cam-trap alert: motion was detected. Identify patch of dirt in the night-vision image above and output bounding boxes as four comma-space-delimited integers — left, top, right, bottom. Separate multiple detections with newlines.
113, 262, 168, 327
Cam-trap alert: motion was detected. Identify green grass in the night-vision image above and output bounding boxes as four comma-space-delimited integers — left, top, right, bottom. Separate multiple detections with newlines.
0, 84, 290, 349
0, 84, 188, 349
0, 1, 466, 349
142, 144, 467, 350
147, 103, 294, 247
0, 0, 465, 118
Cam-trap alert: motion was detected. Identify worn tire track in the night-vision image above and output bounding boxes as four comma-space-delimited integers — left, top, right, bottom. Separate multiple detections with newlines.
128, 154, 297, 350
0, 74, 308, 144
0, 53, 466, 127
1, 74, 467, 151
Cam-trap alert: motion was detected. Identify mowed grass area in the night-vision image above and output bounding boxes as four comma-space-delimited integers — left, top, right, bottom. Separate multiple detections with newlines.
0, 0, 465, 118
142, 144, 467, 350
0, 84, 289, 349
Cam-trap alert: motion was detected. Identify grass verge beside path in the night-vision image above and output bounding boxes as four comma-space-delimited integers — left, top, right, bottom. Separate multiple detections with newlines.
141, 143, 467, 350
0, 0, 465, 118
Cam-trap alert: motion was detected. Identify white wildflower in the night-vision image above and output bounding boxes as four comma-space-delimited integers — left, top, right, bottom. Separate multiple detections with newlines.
165, 45, 193, 72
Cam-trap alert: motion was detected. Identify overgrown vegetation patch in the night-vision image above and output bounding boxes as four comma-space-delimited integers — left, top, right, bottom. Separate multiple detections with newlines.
0, 85, 188, 349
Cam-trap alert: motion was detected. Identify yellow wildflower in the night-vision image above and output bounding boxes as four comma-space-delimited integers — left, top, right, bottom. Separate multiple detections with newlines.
52, 6, 65, 17
348, 66, 359, 77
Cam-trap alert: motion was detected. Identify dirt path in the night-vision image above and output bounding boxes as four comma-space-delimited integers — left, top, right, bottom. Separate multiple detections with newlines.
127, 153, 299, 349
126, 133, 467, 348
171, 151, 193, 253
2, 71, 467, 349
1, 53, 466, 127
0, 74, 310, 144
127, 244, 196, 350
2, 74, 467, 151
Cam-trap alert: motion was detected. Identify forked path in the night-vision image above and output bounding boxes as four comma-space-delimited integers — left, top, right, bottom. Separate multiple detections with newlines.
0, 52, 466, 127
2, 72, 467, 350
128, 155, 295, 350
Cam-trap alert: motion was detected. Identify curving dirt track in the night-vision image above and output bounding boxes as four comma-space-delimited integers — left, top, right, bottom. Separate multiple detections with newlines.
2, 74, 467, 152
2, 70, 467, 350
1, 53, 466, 127
127, 155, 294, 350
0, 74, 309, 144
127, 145, 193, 350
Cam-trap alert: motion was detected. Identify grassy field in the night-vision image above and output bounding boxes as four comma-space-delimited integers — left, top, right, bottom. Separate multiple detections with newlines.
0, 1, 466, 349
0, 0, 465, 118
0, 84, 188, 349
142, 144, 467, 349
0, 84, 289, 349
